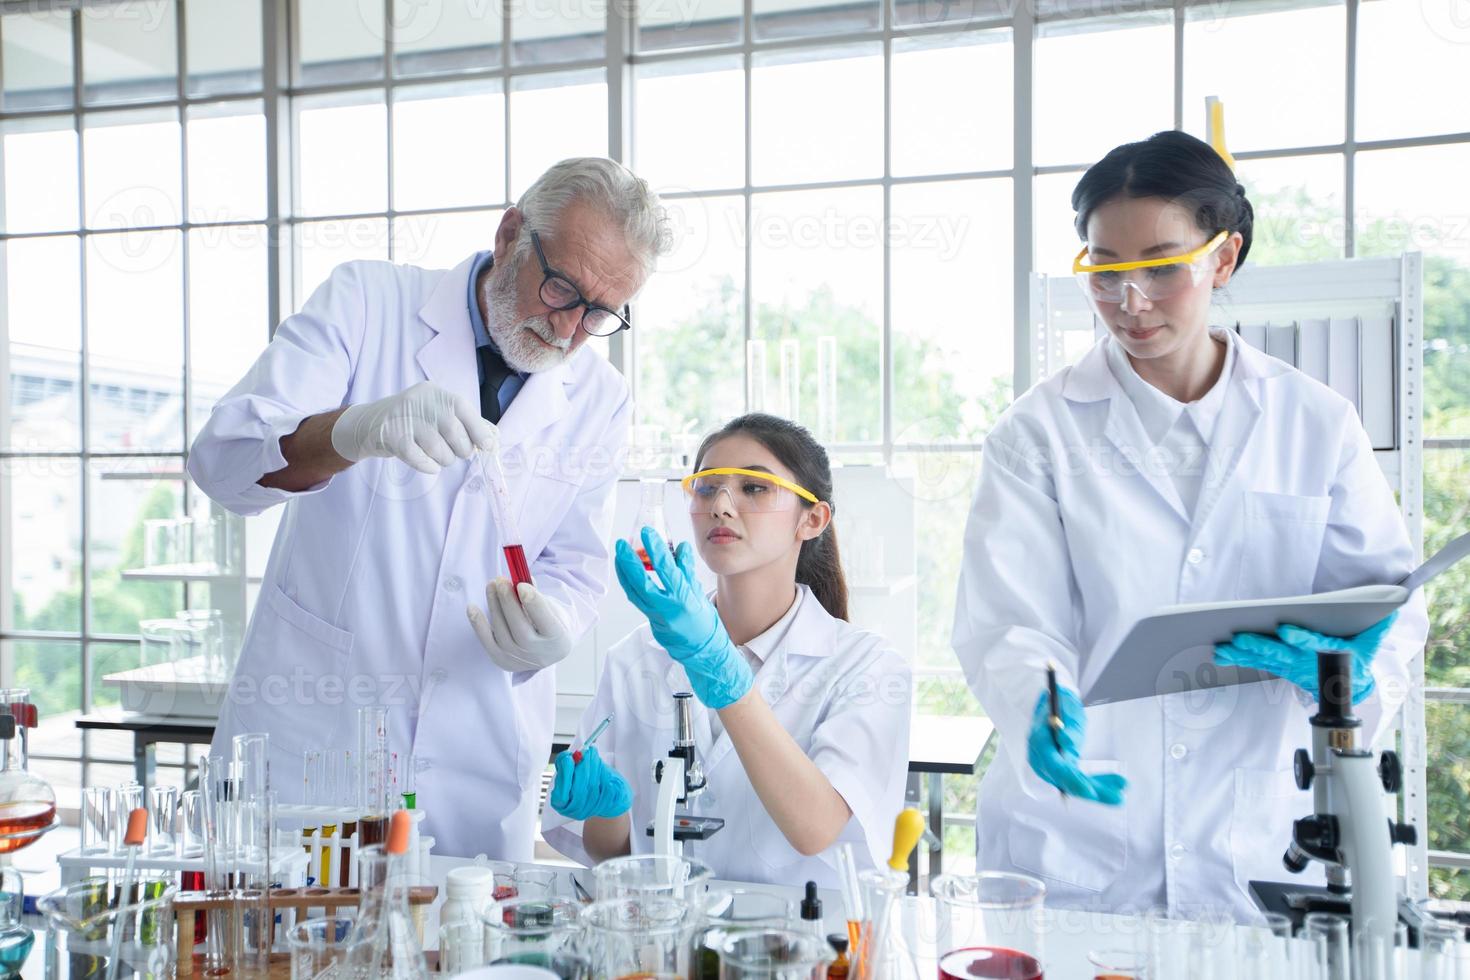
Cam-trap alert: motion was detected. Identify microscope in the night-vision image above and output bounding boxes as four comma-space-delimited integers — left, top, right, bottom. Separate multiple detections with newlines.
647, 692, 724, 857
1250, 650, 1419, 944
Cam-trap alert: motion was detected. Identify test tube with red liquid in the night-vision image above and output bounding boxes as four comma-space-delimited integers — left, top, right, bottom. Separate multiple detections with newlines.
478, 450, 534, 593
630, 479, 668, 571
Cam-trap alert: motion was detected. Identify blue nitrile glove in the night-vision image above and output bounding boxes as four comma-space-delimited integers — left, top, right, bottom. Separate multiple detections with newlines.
614, 527, 754, 709
1027, 688, 1127, 805
1213, 612, 1398, 705
549, 746, 632, 821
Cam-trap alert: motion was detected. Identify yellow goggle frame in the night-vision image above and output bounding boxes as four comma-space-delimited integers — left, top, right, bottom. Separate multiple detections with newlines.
680, 467, 821, 506
1072, 229, 1229, 275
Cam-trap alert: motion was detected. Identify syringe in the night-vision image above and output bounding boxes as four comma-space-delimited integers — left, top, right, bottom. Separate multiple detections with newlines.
477, 448, 534, 591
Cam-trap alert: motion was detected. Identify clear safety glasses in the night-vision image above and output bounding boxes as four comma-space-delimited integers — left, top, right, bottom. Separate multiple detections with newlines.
1072, 230, 1229, 306
680, 468, 820, 514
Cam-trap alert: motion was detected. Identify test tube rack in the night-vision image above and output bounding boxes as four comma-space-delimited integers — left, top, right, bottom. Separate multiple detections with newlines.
173, 884, 439, 977
276, 804, 432, 887
56, 843, 310, 887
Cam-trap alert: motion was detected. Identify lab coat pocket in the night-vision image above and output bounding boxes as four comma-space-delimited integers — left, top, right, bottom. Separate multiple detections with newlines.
1006, 760, 1128, 893
1235, 492, 1331, 599
516, 473, 581, 556
1228, 766, 1302, 901
227, 584, 354, 754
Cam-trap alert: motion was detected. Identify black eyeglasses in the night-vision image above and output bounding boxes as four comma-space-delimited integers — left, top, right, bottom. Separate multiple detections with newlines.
530, 230, 632, 337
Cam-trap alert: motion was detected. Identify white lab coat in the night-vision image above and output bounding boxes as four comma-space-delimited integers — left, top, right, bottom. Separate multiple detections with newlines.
953, 329, 1428, 920
542, 585, 912, 887
188, 255, 629, 859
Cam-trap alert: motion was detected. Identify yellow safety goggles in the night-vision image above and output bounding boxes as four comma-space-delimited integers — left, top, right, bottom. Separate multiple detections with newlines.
1073, 230, 1229, 305
681, 467, 820, 513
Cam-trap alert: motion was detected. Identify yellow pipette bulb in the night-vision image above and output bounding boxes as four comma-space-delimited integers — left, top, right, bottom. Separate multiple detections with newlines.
887, 808, 925, 873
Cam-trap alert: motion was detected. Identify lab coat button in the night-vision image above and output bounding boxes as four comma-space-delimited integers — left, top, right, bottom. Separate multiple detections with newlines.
1170, 743, 1187, 760
429, 668, 447, 683
1169, 842, 1187, 862
444, 576, 463, 592
1186, 548, 1205, 565
467, 477, 484, 493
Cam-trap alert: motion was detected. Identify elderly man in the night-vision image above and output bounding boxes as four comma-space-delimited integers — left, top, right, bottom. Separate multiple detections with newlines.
189, 157, 669, 857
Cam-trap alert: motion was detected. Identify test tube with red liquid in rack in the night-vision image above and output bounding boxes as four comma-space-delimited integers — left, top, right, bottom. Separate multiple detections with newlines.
478, 449, 534, 594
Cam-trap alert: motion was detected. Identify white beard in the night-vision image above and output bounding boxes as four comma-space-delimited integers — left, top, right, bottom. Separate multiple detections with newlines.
484, 260, 573, 374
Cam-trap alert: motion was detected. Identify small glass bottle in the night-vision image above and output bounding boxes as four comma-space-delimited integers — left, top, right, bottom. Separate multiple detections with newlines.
826, 934, 849, 980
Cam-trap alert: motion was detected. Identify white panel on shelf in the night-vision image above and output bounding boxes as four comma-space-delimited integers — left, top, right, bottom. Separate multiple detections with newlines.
1360, 315, 1396, 451
1298, 318, 1330, 385
1328, 316, 1362, 413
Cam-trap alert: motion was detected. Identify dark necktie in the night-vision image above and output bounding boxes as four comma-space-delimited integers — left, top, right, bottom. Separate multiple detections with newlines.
477, 344, 516, 424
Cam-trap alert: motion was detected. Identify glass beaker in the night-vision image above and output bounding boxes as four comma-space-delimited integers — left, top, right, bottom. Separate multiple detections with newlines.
38, 875, 176, 980
577, 896, 694, 980
930, 872, 1045, 980
0, 867, 33, 979
855, 870, 911, 980
0, 695, 56, 855
137, 620, 182, 670
592, 854, 714, 902
289, 915, 369, 980
717, 927, 831, 980
147, 784, 177, 855
692, 890, 798, 980
177, 610, 227, 678
484, 897, 582, 972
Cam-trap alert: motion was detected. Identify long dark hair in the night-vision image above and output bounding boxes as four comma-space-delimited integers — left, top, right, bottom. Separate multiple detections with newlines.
1071, 129, 1255, 275
694, 413, 848, 622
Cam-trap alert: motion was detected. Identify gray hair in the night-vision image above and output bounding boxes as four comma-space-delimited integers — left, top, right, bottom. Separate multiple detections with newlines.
514, 157, 672, 279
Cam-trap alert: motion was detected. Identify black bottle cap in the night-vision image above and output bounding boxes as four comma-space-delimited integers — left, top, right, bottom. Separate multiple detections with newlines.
801, 881, 821, 921
828, 934, 849, 955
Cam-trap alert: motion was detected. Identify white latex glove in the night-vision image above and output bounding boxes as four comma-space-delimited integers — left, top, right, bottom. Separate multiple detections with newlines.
330, 381, 497, 475
467, 578, 573, 673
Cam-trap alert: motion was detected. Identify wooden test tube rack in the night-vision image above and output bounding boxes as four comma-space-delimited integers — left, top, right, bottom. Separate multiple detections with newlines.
173, 884, 439, 977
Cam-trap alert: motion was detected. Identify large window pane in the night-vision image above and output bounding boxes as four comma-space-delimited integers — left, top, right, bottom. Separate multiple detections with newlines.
1355, 143, 1470, 439
3, 117, 78, 234
186, 0, 262, 95
892, 32, 1012, 177
750, 186, 883, 441
297, 95, 388, 217
1183, 1, 1344, 151
894, 0, 1009, 30
296, 218, 390, 305
393, 0, 502, 76
87, 459, 185, 635
298, 0, 384, 85
892, 179, 1013, 443
512, 2, 604, 65
86, 231, 184, 451
638, 0, 741, 51
189, 226, 269, 442
80, 0, 177, 104
751, 46, 883, 186
635, 195, 745, 437
634, 57, 744, 193
1357, 0, 1470, 142
753, 0, 879, 40
1033, 169, 1085, 276
91, 641, 145, 712
2, 8, 73, 111
1236, 154, 1344, 266
508, 71, 607, 198
2, 459, 82, 634
392, 209, 502, 269
392, 82, 505, 212
1034, 13, 1172, 168
890, 450, 982, 675
4, 236, 81, 452
187, 102, 266, 224
83, 109, 182, 230
3, 640, 81, 760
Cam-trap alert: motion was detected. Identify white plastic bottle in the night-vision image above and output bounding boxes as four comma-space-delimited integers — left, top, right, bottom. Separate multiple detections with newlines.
437, 865, 495, 970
